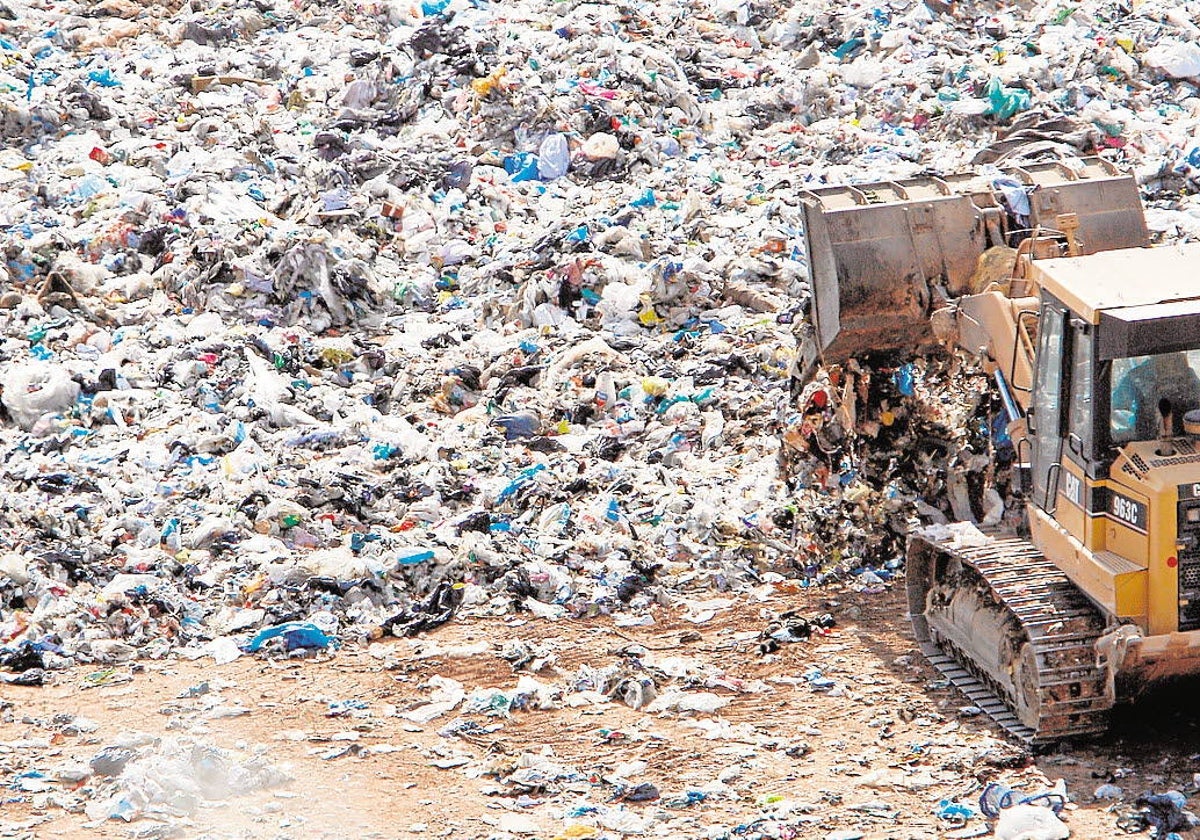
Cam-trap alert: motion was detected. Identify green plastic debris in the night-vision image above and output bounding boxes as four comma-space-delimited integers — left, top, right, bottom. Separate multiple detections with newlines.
983, 77, 1031, 121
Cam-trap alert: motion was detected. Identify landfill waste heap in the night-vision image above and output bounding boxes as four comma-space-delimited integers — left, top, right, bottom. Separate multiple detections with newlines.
1, 0, 1200, 681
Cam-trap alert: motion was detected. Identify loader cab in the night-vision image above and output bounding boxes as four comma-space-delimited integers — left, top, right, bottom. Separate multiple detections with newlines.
1027, 293, 1200, 511
1025, 247, 1200, 515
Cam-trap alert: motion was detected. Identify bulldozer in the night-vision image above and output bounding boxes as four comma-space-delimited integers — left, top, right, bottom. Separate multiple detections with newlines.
801, 157, 1200, 746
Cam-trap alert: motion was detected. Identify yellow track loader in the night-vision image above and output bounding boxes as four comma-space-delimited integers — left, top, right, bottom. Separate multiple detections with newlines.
803, 158, 1200, 745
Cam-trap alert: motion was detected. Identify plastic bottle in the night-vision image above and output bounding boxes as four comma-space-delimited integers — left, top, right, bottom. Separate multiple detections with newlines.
894, 363, 916, 397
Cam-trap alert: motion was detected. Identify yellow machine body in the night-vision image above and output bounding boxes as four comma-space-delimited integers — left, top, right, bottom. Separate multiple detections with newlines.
1017, 245, 1200, 694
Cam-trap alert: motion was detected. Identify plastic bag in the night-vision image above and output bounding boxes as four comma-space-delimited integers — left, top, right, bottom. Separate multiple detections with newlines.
993, 804, 1070, 840
983, 77, 1031, 121
243, 621, 337, 652
538, 133, 570, 180
1144, 41, 1200, 80
1, 363, 80, 431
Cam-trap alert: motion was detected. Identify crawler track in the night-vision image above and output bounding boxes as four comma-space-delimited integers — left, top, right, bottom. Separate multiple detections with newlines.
907, 533, 1112, 747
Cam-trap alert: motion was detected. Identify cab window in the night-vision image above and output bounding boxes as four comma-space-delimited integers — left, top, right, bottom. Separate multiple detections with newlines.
1110, 350, 1200, 443
1068, 325, 1092, 457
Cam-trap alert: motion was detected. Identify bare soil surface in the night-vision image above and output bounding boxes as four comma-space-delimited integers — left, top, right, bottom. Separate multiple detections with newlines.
4, 583, 1198, 839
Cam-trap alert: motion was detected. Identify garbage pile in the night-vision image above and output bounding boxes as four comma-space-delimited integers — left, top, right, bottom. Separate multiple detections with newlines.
7, 727, 290, 826
1, 0, 1200, 676
81, 735, 291, 825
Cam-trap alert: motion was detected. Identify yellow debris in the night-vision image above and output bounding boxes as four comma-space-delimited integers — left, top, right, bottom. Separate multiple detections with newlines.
642, 376, 670, 396
471, 65, 508, 96
550, 826, 600, 840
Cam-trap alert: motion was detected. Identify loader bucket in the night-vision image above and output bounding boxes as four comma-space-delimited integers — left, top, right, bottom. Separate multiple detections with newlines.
1010, 159, 1150, 253
801, 177, 989, 361
802, 158, 1149, 364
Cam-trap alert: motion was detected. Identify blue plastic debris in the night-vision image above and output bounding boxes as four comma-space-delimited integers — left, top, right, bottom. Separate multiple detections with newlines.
629, 188, 657, 208
86, 68, 121, 87
397, 549, 436, 566
503, 152, 540, 182
243, 621, 338, 653
327, 698, 368, 717
492, 411, 540, 440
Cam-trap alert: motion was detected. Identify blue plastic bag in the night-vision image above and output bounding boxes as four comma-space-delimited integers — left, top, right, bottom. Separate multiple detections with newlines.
243, 621, 337, 653
503, 152, 540, 183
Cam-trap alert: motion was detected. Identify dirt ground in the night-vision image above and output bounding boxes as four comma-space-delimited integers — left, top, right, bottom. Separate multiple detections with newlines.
3, 582, 1198, 839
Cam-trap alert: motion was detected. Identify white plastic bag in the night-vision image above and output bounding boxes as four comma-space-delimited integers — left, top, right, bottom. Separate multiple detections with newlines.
1144, 41, 1200, 79
2, 363, 80, 431
994, 804, 1071, 840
